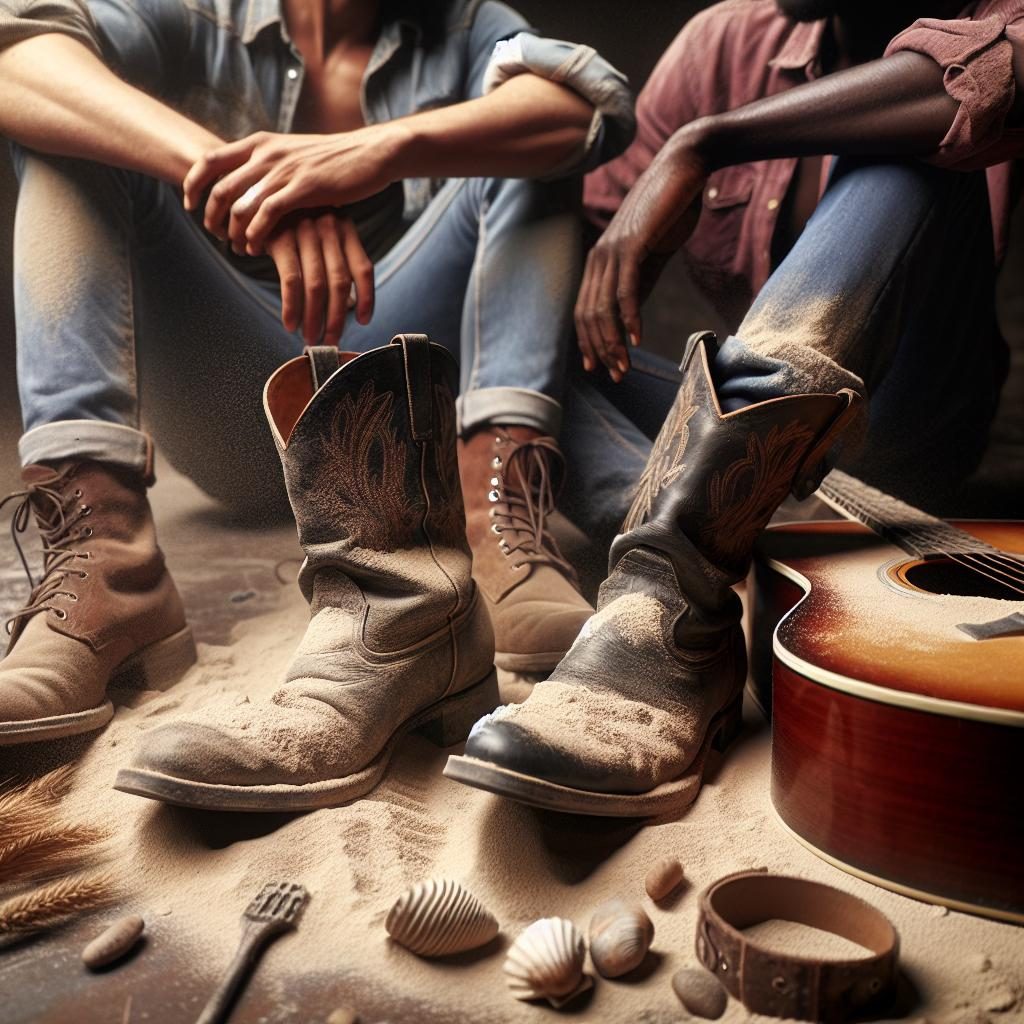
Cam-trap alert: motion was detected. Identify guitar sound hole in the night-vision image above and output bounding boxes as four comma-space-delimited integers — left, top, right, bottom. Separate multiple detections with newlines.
903, 558, 1024, 601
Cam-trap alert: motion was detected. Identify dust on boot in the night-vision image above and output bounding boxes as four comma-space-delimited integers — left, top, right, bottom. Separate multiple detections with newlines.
0, 456, 196, 745
459, 427, 593, 673
446, 332, 860, 817
116, 335, 498, 812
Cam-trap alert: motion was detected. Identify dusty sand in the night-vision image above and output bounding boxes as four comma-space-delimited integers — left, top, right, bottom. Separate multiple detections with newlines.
2, 462, 1023, 1023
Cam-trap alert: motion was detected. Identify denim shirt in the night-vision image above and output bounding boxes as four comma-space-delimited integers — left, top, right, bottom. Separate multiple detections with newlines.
0, 0, 635, 223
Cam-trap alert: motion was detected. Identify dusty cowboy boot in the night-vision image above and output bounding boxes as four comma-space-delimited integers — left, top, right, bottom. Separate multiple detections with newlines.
459, 427, 593, 672
116, 335, 498, 812
0, 456, 195, 745
445, 332, 860, 817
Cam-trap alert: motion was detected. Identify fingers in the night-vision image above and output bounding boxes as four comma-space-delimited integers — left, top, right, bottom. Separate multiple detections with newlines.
207, 166, 264, 244
575, 249, 602, 373
245, 183, 301, 256
296, 218, 327, 344
267, 230, 302, 334
593, 256, 630, 382
183, 134, 263, 213
340, 220, 374, 325
617, 254, 644, 350
317, 214, 351, 347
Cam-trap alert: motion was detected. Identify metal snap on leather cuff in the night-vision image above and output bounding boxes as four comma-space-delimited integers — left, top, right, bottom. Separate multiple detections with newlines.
695, 870, 900, 1023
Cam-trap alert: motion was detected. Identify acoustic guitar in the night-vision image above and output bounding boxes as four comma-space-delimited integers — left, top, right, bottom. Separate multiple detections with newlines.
750, 470, 1024, 923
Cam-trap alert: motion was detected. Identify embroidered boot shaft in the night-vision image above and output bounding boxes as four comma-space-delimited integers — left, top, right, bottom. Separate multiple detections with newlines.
446, 332, 860, 817
117, 335, 497, 812
0, 458, 195, 744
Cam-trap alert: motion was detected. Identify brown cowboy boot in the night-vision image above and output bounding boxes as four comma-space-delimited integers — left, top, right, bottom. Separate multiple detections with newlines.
0, 456, 195, 745
116, 336, 498, 812
446, 332, 860, 817
459, 427, 593, 672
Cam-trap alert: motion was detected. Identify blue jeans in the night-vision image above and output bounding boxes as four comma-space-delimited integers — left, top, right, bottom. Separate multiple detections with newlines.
561, 159, 1005, 542
11, 148, 580, 512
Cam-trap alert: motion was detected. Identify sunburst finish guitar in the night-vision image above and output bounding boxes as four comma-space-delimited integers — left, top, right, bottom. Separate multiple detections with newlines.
751, 470, 1024, 923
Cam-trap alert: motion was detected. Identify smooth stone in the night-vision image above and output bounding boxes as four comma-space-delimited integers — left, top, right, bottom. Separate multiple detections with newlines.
671, 967, 728, 1020
81, 915, 145, 970
644, 857, 685, 902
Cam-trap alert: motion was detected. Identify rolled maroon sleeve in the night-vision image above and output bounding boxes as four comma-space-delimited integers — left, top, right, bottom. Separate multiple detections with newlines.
885, 2, 1024, 169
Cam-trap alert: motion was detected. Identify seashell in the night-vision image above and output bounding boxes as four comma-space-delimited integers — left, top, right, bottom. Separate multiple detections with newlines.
81, 915, 145, 970
504, 917, 592, 1008
645, 857, 685, 901
671, 967, 728, 1020
385, 878, 498, 957
588, 898, 654, 978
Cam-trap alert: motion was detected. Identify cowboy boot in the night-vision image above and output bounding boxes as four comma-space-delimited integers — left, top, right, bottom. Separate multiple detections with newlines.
116, 335, 498, 812
445, 332, 860, 817
459, 427, 593, 672
0, 455, 195, 745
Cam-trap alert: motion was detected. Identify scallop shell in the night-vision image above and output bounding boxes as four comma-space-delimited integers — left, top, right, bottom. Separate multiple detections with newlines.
81, 915, 145, 970
588, 899, 654, 978
644, 857, 685, 901
385, 878, 498, 957
503, 917, 591, 1008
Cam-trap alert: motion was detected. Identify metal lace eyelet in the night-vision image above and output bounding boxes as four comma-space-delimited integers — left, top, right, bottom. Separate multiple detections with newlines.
491, 524, 503, 535
53, 608, 67, 620
80, 505, 92, 516
73, 489, 82, 499
489, 476, 500, 488
67, 593, 79, 602
491, 456, 502, 470
719, 959, 730, 973
772, 977, 788, 993
499, 541, 510, 553
487, 489, 500, 503
78, 571, 89, 580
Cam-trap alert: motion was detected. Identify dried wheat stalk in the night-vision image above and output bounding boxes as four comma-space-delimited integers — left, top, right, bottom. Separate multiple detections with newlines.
0, 872, 115, 939
0, 764, 78, 844
0, 823, 110, 885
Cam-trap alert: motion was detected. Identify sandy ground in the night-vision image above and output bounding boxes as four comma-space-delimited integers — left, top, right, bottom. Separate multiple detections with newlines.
1, 462, 1023, 1024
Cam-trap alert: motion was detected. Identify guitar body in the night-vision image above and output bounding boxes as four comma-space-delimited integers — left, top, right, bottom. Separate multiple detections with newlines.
752, 519, 1024, 923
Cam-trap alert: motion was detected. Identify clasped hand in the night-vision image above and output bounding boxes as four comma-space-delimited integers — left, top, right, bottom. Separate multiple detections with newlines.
182, 127, 403, 344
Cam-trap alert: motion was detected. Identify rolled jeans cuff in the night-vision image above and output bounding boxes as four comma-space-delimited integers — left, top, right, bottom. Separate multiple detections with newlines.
19, 421, 154, 478
457, 387, 563, 438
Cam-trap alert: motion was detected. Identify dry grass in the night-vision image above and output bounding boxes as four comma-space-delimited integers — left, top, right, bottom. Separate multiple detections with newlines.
0, 872, 116, 939
0, 764, 77, 844
0, 823, 110, 885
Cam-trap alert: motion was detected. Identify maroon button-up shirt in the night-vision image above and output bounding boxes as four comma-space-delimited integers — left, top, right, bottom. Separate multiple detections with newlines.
585, 0, 1022, 333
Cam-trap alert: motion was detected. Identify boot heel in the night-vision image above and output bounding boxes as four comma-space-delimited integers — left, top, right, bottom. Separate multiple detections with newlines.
111, 627, 198, 693
712, 692, 744, 752
417, 669, 500, 748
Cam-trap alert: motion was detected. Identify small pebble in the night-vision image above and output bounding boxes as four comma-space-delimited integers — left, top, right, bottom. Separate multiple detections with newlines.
984, 987, 1018, 1013
644, 857, 685, 902
325, 1010, 359, 1024
970, 953, 993, 973
229, 590, 257, 603
671, 967, 728, 1020
81, 915, 145, 970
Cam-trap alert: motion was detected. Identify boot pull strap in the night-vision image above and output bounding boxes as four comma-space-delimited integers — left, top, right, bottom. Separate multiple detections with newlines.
792, 388, 863, 500
390, 334, 433, 441
305, 346, 342, 392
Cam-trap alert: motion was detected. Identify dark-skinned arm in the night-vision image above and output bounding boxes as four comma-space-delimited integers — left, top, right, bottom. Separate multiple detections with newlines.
576, 48, 1011, 381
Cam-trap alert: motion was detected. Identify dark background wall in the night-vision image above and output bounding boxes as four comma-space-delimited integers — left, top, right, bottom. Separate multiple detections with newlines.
1, 0, 1021, 509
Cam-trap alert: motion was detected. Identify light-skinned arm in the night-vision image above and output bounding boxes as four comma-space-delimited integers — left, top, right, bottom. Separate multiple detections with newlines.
184, 73, 595, 255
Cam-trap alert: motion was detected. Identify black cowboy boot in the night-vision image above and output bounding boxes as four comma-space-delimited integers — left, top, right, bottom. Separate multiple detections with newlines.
445, 332, 859, 817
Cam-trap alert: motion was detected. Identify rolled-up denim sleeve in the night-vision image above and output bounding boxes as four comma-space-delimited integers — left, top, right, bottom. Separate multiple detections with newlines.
885, 6, 1024, 169
0, 0, 102, 55
481, 31, 636, 176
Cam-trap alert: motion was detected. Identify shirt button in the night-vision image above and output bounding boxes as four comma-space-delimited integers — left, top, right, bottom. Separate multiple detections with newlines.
287, 68, 299, 80
767, 198, 780, 211
707, 186, 719, 199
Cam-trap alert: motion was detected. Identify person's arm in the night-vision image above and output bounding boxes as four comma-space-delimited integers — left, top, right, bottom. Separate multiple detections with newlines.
184, 73, 595, 255
576, 50, 964, 381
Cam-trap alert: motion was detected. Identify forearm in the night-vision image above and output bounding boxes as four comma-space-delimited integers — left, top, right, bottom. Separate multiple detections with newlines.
0, 34, 220, 183
388, 73, 594, 181
684, 51, 958, 173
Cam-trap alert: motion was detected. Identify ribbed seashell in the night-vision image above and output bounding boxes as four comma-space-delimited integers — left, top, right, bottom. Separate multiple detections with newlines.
588, 899, 654, 978
503, 917, 591, 1008
645, 857, 685, 901
385, 878, 498, 957
81, 915, 145, 970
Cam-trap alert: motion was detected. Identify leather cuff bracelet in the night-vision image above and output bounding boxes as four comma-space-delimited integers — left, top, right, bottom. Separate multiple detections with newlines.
695, 871, 900, 1022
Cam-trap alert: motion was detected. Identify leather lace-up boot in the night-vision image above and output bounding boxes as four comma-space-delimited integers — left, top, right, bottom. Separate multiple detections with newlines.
117, 335, 498, 811
0, 456, 195, 745
459, 427, 593, 672
446, 332, 860, 817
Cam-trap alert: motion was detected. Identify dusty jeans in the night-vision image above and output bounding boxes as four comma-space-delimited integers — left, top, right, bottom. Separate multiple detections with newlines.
11, 147, 580, 513
561, 158, 1005, 541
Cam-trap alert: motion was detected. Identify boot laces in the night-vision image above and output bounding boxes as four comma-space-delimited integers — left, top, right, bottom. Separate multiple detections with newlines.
488, 434, 577, 582
1, 467, 93, 635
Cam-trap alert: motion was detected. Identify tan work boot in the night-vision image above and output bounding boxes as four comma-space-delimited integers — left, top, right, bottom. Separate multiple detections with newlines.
116, 335, 498, 812
447, 332, 861, 817
0, 458, 195, 745
459, 427, 593, 673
